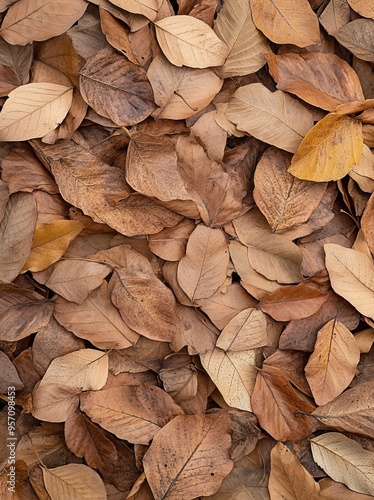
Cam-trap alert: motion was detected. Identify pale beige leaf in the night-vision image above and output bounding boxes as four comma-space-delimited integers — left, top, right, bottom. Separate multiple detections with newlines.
54, 282, 139, 350
349, 144, 374, 193
177, 225, 229, 301
253, 147, 327, 232
200, 347, 258, 411
42, 463, 106, 500
108, 0, 161, 21
0, 0, 87, 45
216, 308, 267, 352
311, 432, 374, 495
143, 413, 233, 500
324, 243, 374, 319
23, 220, 83, 272
268, 443, 320, 500
355, 328, 374, 353
226, 83, 313, 153
250, 0, 320, 47
319, 0, 350, 35
159, 355, 198, 403
305, 320, 360, 405
39, 348, 108, 391
32, 384, 80, 423
312, 381, 374, 439
0, 83, 73, 141
213, 0, 270, 78
45, 259, 111, 305
147, 53, 223, 120
0, 350, 24, 392
155, 15, 229, 68
0, 192, 37, 283
80, 384, 183, 445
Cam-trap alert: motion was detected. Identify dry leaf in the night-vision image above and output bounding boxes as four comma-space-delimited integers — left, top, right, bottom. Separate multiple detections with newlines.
155, 15, 229, 68
288, 113, 363, 182
177, 225, 229, 301
226, 83, 313, 153
319, 0, 350, 35
148, 218, 195, 262
32, 384, 80, 423
108, 0, 160, 21
250, 0, 320, 47
0, 83, 73, 141
0, 38, 33, 96
42, 463, 106, 500
305, 319, 360, 405
0, 350, 24, 392
334, 19, 374, 63
215, 308, 267, 351
143, 413, 233, 499
348, 0, 374, 18
80, 384, 183, 445
311, 432, 374, 495
0, 0, 87, 45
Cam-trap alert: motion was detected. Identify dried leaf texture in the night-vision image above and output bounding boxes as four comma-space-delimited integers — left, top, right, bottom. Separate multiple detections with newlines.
250, 0, 320, 47
305, 320, 360, 405
226, 83, 313, 153
177, 225, 229, 301
0, 0, 87, 45
348, 0, 374, 18
334, 19, 374, 63
0, 38, 33, 96
0, 83, 73, 141
108, 0, 161, 20
155, 15, 229, 68
253, 147, 327, 232
213, 0, 270, 78
143, 413, 233, 500
216, 308, 267, 351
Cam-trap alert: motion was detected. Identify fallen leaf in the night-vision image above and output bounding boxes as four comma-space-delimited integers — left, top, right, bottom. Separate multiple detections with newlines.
155, 15, 229, 68
305, 319, 360, 405
311, 432, 374, 495
319, 0, 351, 35
80, 384, 183, 445
159, 354, 198, 403
348, 0, 374, 18
0, 350, 24, 392
216, 308, 267, 351
334, 19, 374, 63
148, 218, 195, 262
288, 113, 363, 182
143, 412, 233, 499
107, 0, 160, 21
226, 83, 313, 153
32, 384, 80, 423
0, 37, 33, 96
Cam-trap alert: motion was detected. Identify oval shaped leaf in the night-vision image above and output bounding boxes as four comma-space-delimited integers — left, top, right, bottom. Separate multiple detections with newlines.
216, 308, 268, 351
108, 0, 161, 21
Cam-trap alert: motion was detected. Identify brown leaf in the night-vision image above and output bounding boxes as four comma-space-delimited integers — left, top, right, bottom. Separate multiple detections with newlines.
216, 307, 267, 351
143, 412, 233, 499
0, 37, 32, 96
267, 52, 364, 111
80, 384, 183, 445
334, 19, 374, 63
79, 45, 155, 126
319, 0, 350, 35
227, 409, 261, 461
159, 354, 198, 403
0, 350, 24, 392
148, 218, 195, 262
32, 384, 80, 423
100, 8, 138, 64
253, 146, 327, 232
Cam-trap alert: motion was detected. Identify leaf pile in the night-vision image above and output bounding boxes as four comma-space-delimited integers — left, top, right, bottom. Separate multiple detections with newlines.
1, 0, 374, 498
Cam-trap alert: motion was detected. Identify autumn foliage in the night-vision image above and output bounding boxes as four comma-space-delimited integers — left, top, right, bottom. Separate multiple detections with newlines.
0, 0, 374, 498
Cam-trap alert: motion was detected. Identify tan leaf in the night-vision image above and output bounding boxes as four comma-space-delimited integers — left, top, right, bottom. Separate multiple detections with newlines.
0, 284, 53, 341
110, 265, 179, 342
348, 0, 374, 18
38, 348, 108, 391
268, 442, 320, 499
0, 0, 87, 45
0, 38, 33, 96
249, 0, 320, 47
159, 354, 198, 403
201, 348, 258, 411
0, 350, 24, 392
0, 192, 37, 283
288, 113, 363, 182
23, 220, 83, 272
349, 144, 374, 193
100, 9, 138, 64
324, 243, 374, 319
147, 52, 223, 120
80, 384, 183, 445
54, 282, 139, 350
126, 132, 190, 202
312, 381, 374, 439
32, 384, 80, 423
355, 328, 374, 353
267, 52, 364, 111
226, 83, 313, 153
216, 308, 267, 351
305, 320, 360, 405
319, 477, 374, 500
148, 218, 195, 262
79, 46, 155, 126
177, 225, 229, 301
311, 432, 374, 496
143, 413, 233, 500
253, 146, 327, 232
108, 0, 161, 21
259, 283, 328, 321
251, 364, 314, 441
213, 0, 270, 78
42, 463, 106, 500
334, 19, 374, 63
45, 259, 111, 305
319, 0, 350, 35
155, 15, 228, 68
0, 83, 73, 141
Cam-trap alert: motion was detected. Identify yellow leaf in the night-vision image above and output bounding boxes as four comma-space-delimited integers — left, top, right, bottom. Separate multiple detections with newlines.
23, 220, 83, 272
288, 113, 363, 182
0, 83, 73, 141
